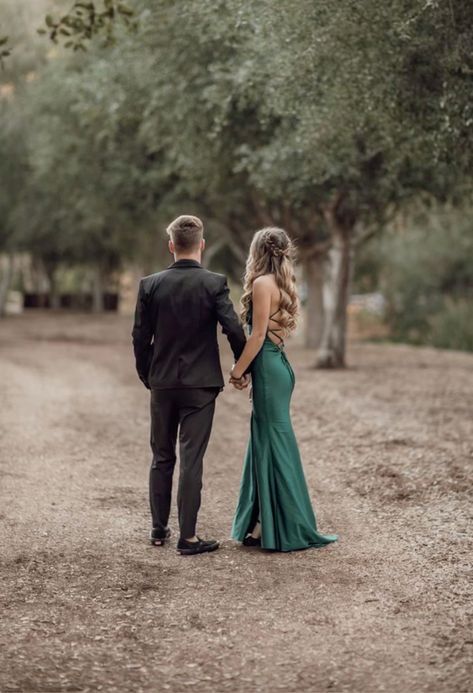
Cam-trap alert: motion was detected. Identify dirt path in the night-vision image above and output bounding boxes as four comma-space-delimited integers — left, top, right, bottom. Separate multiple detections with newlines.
0, 313, 471, 693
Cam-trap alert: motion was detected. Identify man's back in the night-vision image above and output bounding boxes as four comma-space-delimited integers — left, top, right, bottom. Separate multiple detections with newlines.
132, 259, 245, 390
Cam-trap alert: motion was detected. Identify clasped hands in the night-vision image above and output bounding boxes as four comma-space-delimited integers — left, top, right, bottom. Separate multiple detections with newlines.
229, 365, 250, 391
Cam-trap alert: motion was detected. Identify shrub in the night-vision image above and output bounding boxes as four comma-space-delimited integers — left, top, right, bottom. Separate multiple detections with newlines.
429, 299, 473, 352
356, 205, 473, 351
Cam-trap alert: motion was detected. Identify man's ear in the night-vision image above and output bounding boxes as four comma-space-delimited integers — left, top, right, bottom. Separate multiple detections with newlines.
168, 239, 175, 255
201, 238, 206, 252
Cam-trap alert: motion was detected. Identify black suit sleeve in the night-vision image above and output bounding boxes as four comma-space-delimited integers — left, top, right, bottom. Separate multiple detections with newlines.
132, 279, 153, 389
215, 276, 246, 361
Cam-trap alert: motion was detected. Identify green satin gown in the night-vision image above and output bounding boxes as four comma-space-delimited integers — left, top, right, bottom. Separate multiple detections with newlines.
231, 316, 338, 552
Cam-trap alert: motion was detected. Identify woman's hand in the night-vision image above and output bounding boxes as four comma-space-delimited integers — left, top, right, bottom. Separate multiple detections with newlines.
229, 367, 250, 390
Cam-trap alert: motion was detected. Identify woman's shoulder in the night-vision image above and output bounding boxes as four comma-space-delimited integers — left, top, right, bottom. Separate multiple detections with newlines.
252, 274, 279, 303
252, 274, 277, 290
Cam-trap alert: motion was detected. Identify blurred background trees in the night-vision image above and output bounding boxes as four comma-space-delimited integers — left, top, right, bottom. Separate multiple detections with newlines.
1, 0, 472, 357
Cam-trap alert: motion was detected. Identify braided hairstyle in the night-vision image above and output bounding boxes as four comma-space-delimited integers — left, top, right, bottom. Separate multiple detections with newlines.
241, 227, 299, 333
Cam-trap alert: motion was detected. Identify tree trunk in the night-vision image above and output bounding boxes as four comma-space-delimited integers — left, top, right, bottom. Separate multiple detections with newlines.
0, 254, 14, 317
91, 266, 105, 313
50, 286, 61, 310
44, 265, 61, 310
303, 253, 326, 349
316, 224, 354, 368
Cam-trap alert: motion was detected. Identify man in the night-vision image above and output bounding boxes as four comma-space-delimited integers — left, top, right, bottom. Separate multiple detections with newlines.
132, 215, 247, 556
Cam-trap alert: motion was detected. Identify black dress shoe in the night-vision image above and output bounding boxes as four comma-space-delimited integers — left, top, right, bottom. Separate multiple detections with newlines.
177, 537, 219, 556
150, 527, 171, 546
242, 534, 261, 547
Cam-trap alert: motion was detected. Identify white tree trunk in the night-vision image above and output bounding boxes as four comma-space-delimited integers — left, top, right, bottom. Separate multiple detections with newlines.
303, 254, 326, 349
316, 226, 353, 368
0, 254, 14, 317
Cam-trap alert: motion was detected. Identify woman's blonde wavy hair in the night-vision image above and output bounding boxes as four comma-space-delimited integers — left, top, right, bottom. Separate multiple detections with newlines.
241, 227, 299, 334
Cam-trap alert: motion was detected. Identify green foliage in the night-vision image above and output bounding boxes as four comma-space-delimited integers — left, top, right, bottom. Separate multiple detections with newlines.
1, 0, 473, 330
378, 207, 473, 351
0, 101, 28, 252
39, 1, 136, 51
430, 300, 473, 352
0, 36, 11, 68
14, 45, 161, 275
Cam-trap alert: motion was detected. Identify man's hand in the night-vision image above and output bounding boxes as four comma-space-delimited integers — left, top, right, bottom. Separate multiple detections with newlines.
229, 373, 250, 390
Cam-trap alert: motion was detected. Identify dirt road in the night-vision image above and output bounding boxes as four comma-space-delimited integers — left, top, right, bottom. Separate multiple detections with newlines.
0, 313, 471, 692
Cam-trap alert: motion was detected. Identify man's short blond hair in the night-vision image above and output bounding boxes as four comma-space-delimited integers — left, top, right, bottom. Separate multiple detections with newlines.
166, 215, 204, 251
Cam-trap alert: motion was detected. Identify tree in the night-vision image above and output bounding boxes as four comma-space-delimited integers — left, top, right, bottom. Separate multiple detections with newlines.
4, 0, 473, 337
16, 41, 162, 310
90, 0, 473, 347
377, 205, 473, 351
0, 101, 28, 315
209, 0, 473, 366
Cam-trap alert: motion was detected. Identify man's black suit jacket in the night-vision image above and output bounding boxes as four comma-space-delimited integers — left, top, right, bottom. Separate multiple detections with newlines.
132, 259, 246, 390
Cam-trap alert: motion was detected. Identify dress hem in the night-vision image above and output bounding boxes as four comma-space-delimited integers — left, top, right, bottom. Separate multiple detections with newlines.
230, 533, 338, 553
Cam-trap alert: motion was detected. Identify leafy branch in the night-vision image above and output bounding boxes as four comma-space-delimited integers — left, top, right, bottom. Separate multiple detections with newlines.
38, 1, 136, 51
0, 36, 11, 69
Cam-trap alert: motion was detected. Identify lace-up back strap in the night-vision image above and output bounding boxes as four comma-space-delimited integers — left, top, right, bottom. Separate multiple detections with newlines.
267, 309, 285, 345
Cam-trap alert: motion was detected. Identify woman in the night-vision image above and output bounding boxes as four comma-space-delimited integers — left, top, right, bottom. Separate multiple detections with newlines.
229, 227, 337, 552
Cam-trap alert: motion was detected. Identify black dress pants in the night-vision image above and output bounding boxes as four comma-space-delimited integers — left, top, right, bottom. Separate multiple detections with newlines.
149, 387, 218, 539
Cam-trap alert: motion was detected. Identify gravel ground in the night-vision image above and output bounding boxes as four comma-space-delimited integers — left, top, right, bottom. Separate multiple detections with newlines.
0, 313, 471, 693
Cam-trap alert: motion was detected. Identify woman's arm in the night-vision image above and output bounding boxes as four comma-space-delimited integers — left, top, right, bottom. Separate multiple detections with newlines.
230, 276, 272, 380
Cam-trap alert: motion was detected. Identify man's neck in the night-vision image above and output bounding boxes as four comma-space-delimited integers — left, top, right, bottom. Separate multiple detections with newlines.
173, 253, 202, 263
